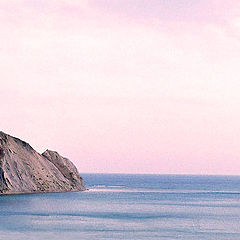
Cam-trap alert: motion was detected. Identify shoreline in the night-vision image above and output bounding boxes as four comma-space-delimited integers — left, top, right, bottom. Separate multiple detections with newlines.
0, 188, 87, 196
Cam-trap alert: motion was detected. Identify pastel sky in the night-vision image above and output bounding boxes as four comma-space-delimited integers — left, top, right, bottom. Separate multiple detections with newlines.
1, 0, 240, 174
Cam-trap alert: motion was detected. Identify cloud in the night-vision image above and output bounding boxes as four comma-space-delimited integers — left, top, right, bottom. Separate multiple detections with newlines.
1, 0, 240, 173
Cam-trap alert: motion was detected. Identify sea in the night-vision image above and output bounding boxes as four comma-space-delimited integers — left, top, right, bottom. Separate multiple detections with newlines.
1, 174, 240, 240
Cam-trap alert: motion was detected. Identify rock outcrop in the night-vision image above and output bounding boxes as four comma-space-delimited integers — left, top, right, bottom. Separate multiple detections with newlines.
0, 131, 85, 194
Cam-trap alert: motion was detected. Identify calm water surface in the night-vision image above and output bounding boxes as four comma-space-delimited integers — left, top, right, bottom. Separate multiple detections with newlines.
1, 174, 240, 240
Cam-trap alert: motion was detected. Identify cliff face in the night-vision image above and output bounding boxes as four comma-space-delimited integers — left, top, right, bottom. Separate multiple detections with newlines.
0, 131, 85, 194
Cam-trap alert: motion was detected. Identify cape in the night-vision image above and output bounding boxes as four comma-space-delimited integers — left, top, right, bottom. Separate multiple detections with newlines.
0, 131, 85, 194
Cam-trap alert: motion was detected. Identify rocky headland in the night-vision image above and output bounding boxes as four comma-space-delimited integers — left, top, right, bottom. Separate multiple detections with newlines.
0, 131, 85, 194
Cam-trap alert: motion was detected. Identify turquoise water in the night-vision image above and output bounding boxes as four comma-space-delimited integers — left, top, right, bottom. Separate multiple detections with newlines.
1, 174, 240, 240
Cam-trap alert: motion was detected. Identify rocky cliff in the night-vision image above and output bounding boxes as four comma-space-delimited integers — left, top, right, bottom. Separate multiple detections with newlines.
0, 131, 85, 194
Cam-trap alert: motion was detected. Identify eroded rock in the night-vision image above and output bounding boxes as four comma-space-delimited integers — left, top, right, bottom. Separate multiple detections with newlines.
0, 131, 86, 194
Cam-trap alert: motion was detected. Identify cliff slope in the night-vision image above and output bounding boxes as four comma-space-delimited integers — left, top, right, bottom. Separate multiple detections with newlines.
0, 131, 85, 194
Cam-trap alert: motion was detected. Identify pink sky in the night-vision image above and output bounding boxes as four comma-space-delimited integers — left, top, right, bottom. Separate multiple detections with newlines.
1, 0, 240, 174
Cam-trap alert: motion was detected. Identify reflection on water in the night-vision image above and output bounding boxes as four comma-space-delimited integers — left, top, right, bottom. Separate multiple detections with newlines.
1, 174, 240, 240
